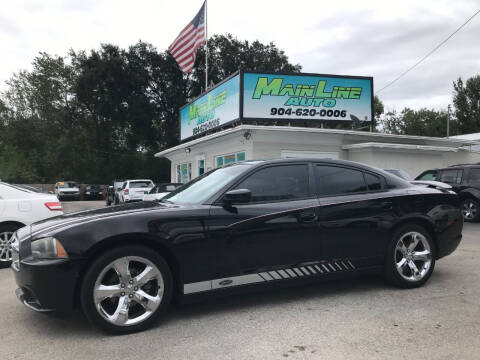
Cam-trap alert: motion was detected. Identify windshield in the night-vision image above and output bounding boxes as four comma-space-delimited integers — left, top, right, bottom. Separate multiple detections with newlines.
162, 164, 252, 204
58, 182, 77, 188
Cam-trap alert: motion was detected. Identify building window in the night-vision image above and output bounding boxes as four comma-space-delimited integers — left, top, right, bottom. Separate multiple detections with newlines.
215, 151, 246, 168
198, 159, 205, 176
176, 162, 192, 183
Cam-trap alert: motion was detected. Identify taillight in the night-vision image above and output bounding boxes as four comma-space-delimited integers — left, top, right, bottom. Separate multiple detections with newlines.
124, 189, 129, 195
45, 202, 62, 211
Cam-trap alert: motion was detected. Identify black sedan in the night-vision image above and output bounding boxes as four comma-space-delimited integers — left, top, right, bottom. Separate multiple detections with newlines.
11, 159, 463, 334
83, 185, 104, 200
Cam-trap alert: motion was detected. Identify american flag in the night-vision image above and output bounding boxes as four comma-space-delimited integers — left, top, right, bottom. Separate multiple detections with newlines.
169, 2, 206, 74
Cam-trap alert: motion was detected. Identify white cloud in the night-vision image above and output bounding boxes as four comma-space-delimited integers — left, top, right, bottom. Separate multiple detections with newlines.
1, 0, 479, 111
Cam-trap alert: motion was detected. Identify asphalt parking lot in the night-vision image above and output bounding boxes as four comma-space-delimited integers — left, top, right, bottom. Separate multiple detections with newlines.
0, 202, 479, 359
61, 200, 106, 214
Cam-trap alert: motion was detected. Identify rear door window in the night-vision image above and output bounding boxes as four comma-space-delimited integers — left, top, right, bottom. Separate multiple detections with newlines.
365, 173, 382, 191
439, 170, 463, 184
316, 166, 367, 196
468, 168, 480, 187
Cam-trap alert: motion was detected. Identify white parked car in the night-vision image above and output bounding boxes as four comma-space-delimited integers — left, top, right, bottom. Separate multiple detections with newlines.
119, 179, 154, 203
54, 181, 80, 201
0, 182, 63, 267
143, 183, 183, 201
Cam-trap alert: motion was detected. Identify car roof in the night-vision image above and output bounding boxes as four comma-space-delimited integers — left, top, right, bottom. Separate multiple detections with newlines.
229, 158, 409, 186
421, 164, 480, 172
242, 157, 384, 171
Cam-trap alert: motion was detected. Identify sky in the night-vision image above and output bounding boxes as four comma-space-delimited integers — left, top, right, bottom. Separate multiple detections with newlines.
1, 0, 479, 112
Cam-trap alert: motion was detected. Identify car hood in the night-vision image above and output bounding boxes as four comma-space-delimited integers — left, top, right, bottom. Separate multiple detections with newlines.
29, 201, 182, 238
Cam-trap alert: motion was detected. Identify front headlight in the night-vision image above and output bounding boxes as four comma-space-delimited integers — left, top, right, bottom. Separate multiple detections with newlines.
59, 191, 64, 195
31, 237, 69, 259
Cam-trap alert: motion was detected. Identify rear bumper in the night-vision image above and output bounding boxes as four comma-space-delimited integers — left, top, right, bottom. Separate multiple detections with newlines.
437, 232, 462, 259
436, 211, 464, 259
12, 257, 84, 313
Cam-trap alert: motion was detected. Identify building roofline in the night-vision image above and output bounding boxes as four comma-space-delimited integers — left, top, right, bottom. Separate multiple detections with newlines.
342, 142, 459, 152
154, 125, 477, 158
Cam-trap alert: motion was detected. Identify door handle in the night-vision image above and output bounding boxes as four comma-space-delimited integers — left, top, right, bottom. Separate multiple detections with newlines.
299, 211, 317, 223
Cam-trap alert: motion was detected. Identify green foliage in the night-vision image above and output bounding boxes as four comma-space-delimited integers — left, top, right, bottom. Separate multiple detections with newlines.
380, 108, 458, 137
0, 35, 300, 184
0, 145, 37, 183
453, 75, 480, 134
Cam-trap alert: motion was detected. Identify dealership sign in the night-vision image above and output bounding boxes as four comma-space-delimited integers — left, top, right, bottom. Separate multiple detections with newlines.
179, 71, 373, 141
180, 74, 240, 140
243, 73, 373, 122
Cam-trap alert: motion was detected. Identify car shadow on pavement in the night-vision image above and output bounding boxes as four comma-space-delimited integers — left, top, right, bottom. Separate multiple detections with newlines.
13, 273, 423, 338
168, 274, 387, 321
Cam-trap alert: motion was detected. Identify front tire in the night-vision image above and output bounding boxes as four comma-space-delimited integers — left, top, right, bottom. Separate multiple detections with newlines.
384, 225, 435, 288
461, 198, 479, 222
0, 224, 22, 268
80, 245, 173, 334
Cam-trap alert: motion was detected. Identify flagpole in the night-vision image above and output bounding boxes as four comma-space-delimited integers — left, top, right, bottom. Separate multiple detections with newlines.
205, 0, 208, 90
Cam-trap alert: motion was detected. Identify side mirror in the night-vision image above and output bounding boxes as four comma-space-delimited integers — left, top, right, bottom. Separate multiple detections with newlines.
117, 187, 122, 191
223, 189, 251, 205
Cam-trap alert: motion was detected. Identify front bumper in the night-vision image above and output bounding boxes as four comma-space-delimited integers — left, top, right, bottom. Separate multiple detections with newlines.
12, 257, 84, 313
58, 193, 80, 199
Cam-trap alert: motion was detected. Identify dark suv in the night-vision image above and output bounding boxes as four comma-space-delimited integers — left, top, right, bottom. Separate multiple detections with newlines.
416, 164, 480, 222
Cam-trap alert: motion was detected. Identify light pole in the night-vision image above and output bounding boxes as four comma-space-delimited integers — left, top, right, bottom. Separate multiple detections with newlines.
447, 104, 451, 138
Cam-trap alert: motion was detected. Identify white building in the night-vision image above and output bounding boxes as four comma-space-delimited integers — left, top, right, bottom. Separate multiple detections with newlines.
450, 132, 480, 152
155, 124, 480, 183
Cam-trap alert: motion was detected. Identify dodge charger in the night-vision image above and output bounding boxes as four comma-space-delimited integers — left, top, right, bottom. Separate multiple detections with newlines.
11, 159, 463, 333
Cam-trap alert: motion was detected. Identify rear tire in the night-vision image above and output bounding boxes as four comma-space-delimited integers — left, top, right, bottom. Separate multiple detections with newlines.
80, 245, 173, 334
385, 224, 435, 288
461, 198, 480, 222
0, 224, 22, 268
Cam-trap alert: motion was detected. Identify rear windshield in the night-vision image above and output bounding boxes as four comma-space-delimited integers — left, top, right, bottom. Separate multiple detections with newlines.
130, 181, 153, 188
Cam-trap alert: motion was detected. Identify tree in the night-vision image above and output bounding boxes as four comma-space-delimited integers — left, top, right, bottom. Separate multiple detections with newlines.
372, 95, 384, 131
453, 75, 480, 134
379, 108, 458, 137
0, 35, 302, 184
190, 34, 302, 95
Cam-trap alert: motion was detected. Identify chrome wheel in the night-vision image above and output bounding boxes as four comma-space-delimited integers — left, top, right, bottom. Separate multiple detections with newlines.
93, 256, 164, 327
462, 200, 478, 220
394, 231, 432, 282
0, 232, 14, 263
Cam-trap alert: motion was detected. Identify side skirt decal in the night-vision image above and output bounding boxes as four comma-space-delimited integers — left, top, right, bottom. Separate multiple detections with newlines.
183, 259, 356, 295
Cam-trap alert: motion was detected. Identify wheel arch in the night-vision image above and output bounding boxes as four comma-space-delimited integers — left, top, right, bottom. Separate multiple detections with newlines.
0, 221, 27, 231
73, 233, 182, 309
458, 188, 480, 201
389, 216, 438, 254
